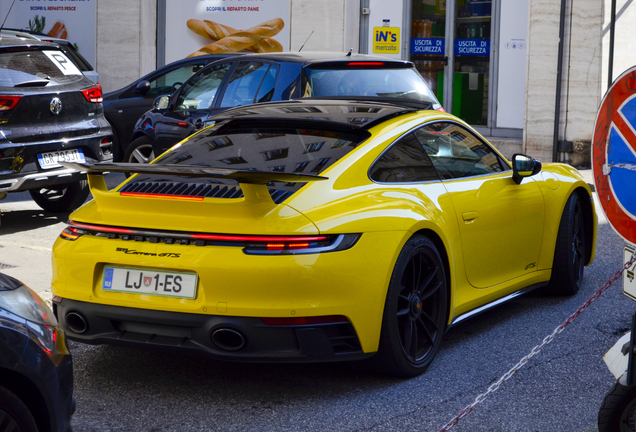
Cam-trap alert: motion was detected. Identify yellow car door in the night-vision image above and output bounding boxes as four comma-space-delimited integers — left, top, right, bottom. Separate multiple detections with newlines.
412, 122, 545, 289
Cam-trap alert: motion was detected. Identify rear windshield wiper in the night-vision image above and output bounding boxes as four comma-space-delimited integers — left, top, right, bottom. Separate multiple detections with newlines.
14, 79, 50, 88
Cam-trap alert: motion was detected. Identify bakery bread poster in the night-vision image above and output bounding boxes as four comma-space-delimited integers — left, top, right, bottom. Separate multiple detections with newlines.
164, 0, 291, 63
0, 0, 96, 65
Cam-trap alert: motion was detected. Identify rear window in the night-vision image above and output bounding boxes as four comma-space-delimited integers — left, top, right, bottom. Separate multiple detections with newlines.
0, 48, 84, 87
302, 66, 439, 107
135, 125, 369, 198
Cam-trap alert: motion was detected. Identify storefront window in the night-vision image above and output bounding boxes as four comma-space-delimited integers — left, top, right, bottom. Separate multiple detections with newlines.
410, 0, 492, 126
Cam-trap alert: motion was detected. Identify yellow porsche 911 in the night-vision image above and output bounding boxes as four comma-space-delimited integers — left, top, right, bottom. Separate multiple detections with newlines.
52, 99, 596, 377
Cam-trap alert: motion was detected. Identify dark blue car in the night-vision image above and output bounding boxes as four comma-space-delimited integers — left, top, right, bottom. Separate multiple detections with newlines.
0, 273, 74, 432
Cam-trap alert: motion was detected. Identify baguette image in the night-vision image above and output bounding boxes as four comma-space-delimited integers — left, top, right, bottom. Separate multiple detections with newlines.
186, 18, 284, 57
48, 21, 68, 39
187, 19, 282, 53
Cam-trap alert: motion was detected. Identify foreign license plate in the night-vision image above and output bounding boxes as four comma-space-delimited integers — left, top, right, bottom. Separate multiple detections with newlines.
623, 246, 636, 301
37, 149, 86, 169
102, 266, 198, 299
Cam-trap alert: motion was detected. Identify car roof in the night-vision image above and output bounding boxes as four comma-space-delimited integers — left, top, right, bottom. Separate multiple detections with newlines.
0, 36, 59, 50
205, 51, 414, 66
208, 99, 418, 131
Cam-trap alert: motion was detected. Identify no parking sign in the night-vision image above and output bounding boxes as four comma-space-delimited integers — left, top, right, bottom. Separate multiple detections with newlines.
592, 66, 636, 246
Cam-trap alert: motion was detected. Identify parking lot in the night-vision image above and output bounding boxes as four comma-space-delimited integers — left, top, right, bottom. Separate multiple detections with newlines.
1, 170, 634, 431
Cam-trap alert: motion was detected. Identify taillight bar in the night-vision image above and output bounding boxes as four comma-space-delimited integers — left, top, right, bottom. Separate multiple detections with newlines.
61, 220, 360, 255
82, 83, 103, 103
347, 62, 385, 67
0, 95, 22, 111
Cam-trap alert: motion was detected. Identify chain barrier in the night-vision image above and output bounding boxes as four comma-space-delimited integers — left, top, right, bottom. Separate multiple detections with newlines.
438, 250, 636, 432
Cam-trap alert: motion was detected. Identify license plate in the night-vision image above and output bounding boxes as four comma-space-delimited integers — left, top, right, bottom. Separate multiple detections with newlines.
102, 266, 198, 299
37, 149, 86, 169
623, 246, 636, 301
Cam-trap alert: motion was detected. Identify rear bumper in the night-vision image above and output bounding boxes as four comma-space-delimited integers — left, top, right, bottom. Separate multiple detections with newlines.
53, 298, 372, 363
0, 130, 113, 193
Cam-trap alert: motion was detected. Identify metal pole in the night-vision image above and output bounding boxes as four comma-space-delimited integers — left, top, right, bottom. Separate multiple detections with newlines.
608, 0, 617, 88
552, 0, 568, 163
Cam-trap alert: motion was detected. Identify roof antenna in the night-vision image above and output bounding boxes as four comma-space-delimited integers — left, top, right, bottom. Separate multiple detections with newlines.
298, 31, 314, 52
0, 0, 17, 33
346, 48, 353, 57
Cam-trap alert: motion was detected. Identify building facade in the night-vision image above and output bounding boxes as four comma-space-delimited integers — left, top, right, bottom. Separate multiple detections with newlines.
4, 0, 630, 166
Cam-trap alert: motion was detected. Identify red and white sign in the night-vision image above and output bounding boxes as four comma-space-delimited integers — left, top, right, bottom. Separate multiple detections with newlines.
592, 66, 636, 245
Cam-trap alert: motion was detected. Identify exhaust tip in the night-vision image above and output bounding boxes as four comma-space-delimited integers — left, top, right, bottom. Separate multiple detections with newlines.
211, 328, 246, 351
65, 311, 88, 334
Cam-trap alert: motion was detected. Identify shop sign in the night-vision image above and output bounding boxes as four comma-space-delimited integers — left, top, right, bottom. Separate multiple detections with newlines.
592, 65, 636, 245
0, 0, 97, 65
410, 38, 445, 55
454, 39, 490, 56
164, 0, 291, 63
373, 27, 400, 54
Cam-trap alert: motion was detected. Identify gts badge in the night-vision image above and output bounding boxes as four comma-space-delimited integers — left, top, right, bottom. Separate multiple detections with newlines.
116, 248, 180, 258
525, 262, 537, 271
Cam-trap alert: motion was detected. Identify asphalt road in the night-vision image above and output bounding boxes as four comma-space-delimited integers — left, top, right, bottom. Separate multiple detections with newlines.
0, 171, 632, 432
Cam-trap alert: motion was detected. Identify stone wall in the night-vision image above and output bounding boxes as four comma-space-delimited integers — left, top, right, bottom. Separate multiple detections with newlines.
524, 0, 602, 166
96, 0, 157, 93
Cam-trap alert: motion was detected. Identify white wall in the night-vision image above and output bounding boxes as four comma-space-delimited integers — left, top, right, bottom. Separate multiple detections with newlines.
289, 0, 355, 53
601, 0, 636, 94
96, 0, 157, 93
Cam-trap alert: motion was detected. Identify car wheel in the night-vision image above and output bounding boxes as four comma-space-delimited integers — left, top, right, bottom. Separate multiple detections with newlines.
598, 382, 636, 432
375, 235, 448, 377
0, 386, 38, 432
29, 180, 90, 213
549, 192, 586, 295
125, 137, 155, 165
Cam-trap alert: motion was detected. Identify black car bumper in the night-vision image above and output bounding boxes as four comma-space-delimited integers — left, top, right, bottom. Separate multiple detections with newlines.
54, 298, 370, 363
0, 130, 113, 193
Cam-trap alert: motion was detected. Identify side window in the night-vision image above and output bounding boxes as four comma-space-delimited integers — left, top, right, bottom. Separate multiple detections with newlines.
175, 62, 232, 111
255, 64, 279, 103
219, 62, 270, 108
148, 63, 205, 96
412, 122, 509, 180
370, 133, 439, 183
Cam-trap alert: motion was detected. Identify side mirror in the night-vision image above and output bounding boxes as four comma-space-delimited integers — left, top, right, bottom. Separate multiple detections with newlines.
135, 80, 151, 95
512, 154, 542, 185
153, 95, 171, 110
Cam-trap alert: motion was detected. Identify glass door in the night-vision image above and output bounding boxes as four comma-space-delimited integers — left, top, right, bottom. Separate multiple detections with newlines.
410, 0, 493, 128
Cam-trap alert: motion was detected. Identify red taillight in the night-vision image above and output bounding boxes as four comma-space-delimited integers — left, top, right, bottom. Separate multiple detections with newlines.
261, 316, 349, 326
82, 84, 103, 103
0, 95, 22, 111
347, 62, 385, 67
120, 192, 204, 201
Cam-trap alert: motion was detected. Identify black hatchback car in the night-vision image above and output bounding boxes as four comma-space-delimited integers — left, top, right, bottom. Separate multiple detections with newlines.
103, 54, 238, 161
127, 52, 442, 164
0, 37, 112, 212
0, 273, 74, 432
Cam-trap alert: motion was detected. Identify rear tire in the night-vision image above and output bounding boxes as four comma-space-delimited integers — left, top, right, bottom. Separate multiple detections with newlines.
375, 235, 448, 377
124, 136, 155, 165
0, 386, 38, 432
598, 382, 636, 432
548, 192, 586, 295
29, 180, 89, 212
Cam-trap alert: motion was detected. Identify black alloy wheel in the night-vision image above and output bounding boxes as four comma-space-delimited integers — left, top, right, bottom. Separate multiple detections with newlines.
549, 192, 586, 295
29, 179, 90, 213
376, 235, 448, 377
0, 386, 38, 432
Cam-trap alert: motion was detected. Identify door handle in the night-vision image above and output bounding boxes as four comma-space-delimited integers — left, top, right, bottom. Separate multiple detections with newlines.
462, 211, 480, 222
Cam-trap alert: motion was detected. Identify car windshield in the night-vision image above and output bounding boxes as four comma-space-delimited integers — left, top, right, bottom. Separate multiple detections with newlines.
302, 66, 440, 107
0, 49, 84, 87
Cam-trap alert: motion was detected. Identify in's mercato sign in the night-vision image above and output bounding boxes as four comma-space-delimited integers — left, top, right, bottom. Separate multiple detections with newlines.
455, 39, 490, 56
411, 38, 445, 55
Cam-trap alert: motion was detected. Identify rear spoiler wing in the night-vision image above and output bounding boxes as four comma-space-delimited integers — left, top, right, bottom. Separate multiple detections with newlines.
59, 162, 328, 184
60, 162, 328, 208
